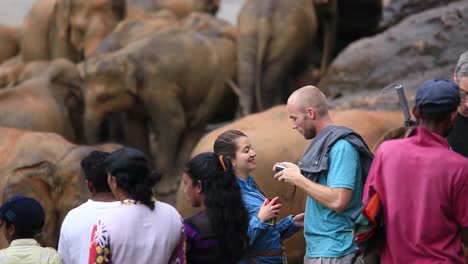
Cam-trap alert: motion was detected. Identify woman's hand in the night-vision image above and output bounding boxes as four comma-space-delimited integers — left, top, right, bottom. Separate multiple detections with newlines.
293, 213, 305, 227
258, 196, 281, 223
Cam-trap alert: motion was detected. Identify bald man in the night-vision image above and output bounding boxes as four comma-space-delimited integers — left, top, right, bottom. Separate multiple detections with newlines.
274, 86, 372, 264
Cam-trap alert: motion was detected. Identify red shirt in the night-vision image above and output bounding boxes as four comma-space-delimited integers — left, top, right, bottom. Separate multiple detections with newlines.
364, 126, 468, 263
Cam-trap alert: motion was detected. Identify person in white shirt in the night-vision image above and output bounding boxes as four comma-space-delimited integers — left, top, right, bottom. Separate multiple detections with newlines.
88, 147, 185, 264
58, 151, 120, 264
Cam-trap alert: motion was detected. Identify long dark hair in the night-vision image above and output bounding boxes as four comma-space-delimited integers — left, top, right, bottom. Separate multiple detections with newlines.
185, 152, 249, 263
105, 147, 160, 210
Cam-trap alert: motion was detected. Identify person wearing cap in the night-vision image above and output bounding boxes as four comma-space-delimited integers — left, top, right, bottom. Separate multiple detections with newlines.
450, 51, 468, 157
363, 79, 468, 263
88, 147, 185, 264
58, 151, 120, 264
0, 195, 62, 263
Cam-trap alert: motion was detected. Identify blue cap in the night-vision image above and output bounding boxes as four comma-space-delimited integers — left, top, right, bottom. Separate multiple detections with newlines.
415, 79, 460, 114
0, 195, 45, 234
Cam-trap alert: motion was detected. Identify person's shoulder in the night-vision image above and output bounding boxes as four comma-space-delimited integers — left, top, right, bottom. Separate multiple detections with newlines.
155, 201, 181, 217
331, 139, 358, 154
375, 137, 407, 153
0, 249, 7, 263
41, 247, 62, 263
61, 201, 90, 227
445, 151, 468, 168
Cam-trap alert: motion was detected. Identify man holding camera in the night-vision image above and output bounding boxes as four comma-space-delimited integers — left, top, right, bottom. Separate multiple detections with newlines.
274, 85, 372, 264
363, 79, 468, 263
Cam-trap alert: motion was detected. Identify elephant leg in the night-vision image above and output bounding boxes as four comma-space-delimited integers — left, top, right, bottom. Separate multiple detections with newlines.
172, 125, 206, 185
237, 32, 257, 116
121, 110, 150, 156
260, 62, 289, 110
146, 86, 186, 195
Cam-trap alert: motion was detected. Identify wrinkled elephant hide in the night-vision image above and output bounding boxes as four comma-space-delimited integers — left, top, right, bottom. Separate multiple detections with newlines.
0, 127, 121, 249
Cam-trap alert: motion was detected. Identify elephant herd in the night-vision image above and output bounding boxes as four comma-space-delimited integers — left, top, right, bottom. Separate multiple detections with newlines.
0, 0, 350, 195
0, 0, 400, 260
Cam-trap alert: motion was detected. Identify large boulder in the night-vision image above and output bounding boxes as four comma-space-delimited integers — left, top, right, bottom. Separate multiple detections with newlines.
380, 0, 462, 30
176, 105, 404, 264
321, 1, 468, 108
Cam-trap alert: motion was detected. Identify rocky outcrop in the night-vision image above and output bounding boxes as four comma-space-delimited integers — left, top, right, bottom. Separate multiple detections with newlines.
380, 0, 461, 30
321, 1, 468, 110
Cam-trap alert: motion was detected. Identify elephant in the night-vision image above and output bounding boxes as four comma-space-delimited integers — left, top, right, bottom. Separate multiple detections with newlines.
0, 59, 83, 142
176, 105, 404, 264
82, 14, 237, 195
237, 0, 338, 116
92, 10, 178, 56
0, 60, 51, 88
126, 0, 219, 19
0, 25, 20, 64
20, 0, 126, 62
0, 126, 121, 249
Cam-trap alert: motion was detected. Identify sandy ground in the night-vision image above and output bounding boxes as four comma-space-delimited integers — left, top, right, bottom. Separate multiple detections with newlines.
0, 0, 245, 27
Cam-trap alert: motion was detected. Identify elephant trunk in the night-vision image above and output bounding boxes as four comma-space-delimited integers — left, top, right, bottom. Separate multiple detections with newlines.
84, 110, 103, 144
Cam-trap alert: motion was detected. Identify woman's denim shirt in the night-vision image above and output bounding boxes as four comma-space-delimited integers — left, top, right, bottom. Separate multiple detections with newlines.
237, 176, 300, 264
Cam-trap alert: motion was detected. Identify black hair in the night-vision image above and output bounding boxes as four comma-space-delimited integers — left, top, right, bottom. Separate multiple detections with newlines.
419, 110, 455, 123
81, 151, 111, 193
4, 221, 36, 239
105, 148, 160, 210
213, 130, 247, 160
185, 152, 249, 263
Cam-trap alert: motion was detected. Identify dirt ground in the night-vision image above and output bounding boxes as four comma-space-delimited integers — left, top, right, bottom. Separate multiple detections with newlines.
0, 0, 244, 27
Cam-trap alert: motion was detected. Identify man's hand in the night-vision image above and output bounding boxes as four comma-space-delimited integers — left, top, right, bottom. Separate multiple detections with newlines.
293, 213, 305, 227
273, 162, 304, 186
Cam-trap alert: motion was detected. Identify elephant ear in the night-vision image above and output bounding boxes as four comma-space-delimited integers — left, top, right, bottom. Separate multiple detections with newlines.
55, 0, 72, 38
47, 59, 84, 112
48, 59, 83, 93
122, 58, 143, 96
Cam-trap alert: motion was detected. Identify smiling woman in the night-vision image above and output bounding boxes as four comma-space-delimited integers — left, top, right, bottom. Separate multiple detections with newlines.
213, 129, 304, 264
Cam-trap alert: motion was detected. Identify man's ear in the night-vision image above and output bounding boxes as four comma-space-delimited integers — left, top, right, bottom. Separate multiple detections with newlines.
449, 109, 458, 122
412, 107, 420, 120
306, 107, 315, 120
7, 223, 15, 239
85, 180, 96, 194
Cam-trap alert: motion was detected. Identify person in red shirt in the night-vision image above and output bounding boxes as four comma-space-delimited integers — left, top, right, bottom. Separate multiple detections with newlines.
363, 79, 468, 263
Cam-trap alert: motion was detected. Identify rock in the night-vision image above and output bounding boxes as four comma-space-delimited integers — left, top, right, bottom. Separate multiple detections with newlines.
321, 1, 468, 109
380, 0, 462, 31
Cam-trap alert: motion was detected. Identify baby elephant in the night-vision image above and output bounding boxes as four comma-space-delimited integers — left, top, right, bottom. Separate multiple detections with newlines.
83, 14, 236, 194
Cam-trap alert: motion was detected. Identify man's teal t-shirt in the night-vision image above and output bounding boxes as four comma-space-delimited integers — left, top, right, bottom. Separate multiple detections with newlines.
304, 139, 363, 257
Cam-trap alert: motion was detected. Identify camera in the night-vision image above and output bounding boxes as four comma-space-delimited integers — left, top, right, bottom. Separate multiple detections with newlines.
274, 164, 286, 173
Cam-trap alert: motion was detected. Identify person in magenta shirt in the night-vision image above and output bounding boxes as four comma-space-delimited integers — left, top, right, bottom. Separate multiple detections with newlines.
363, 79, 468, 263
